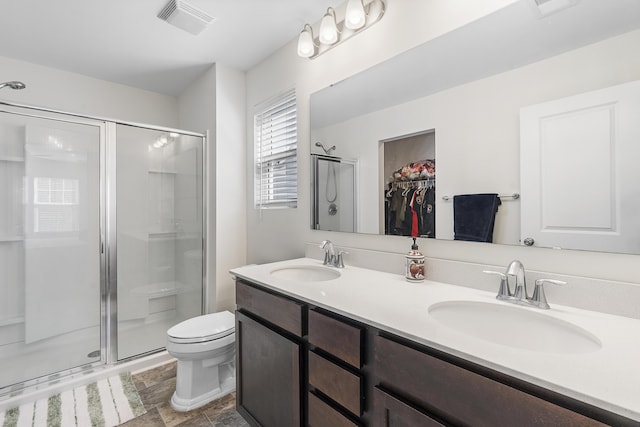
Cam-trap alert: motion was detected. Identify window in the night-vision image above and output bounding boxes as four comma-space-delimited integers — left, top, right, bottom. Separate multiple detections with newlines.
33, 177, 80, 233
254, 88, 298, 209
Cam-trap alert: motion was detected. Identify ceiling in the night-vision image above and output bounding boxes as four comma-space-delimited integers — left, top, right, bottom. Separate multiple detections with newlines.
0, 0, 343, 96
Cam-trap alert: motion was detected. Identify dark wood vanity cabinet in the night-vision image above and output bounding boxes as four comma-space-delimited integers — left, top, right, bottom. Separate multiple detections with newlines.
236, 281, 304, 427
235, 279, 636, 427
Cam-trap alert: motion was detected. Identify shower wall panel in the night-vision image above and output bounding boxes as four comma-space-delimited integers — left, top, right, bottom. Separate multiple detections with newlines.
116, 125, 203, 360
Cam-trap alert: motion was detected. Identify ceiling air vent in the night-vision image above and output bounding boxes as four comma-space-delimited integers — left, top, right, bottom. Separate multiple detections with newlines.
157, 0, 215, 35
532, 0, 580, 17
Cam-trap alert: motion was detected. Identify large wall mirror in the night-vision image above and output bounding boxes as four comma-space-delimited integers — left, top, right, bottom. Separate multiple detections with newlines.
310, 0, 640, 255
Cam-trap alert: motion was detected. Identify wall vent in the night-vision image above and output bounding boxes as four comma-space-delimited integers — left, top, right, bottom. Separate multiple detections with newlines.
158, 0, 215, 35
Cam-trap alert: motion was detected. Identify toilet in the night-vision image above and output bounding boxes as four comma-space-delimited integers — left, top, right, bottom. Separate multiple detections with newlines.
166, 310, 236, 411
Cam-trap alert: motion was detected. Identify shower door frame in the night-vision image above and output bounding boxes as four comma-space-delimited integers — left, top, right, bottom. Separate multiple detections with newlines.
0, 100, 208, 392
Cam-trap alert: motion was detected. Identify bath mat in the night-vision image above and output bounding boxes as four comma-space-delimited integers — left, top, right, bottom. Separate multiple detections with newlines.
0, 372, 146, 427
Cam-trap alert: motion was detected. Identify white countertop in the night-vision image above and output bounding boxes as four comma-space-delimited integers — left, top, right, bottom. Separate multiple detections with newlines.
230, 257, 640, 422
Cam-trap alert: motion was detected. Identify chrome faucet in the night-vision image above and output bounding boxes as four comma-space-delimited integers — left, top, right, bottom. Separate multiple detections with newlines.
319, 240, 346, 268
484, 260, 565, 309
507, 260, 528, 301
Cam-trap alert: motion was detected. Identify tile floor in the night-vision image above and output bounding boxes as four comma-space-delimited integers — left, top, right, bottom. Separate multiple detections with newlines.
121, 361, 249, 427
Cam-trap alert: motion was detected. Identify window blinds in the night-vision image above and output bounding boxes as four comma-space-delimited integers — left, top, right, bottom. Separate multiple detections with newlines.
254, 89, 298, 209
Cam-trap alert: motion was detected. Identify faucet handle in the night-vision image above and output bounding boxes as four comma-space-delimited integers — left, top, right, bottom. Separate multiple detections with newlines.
531, 279, 566, 309
334, 250, 348, 268
483, 270, 511, 300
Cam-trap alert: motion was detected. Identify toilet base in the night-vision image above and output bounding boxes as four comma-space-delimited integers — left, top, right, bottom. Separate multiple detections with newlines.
170, 376, 236, 412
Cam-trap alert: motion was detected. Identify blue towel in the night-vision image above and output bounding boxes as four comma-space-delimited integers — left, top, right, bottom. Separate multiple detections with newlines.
453, 193, 501, 243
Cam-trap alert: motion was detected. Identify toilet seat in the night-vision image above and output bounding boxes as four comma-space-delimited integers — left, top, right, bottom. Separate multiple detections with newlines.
167, 311, 235, 344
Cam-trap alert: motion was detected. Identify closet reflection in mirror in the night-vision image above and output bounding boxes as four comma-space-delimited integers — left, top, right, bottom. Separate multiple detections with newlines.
309, 0, 640, 255
383, 131, 435, 238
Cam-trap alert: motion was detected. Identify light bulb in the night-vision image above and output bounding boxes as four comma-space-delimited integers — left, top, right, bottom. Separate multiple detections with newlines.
297, 24, 315, 58
345, 0, 366, 30
319, 8, 338, 45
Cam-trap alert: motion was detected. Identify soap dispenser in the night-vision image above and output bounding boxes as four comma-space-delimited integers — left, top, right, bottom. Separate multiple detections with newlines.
405, 237, 425, 282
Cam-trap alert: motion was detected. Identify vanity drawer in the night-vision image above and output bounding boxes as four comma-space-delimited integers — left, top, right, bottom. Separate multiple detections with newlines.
308, 309, 363, 368
235, 280, 303, 337
374, 335, 606, 427
372, 387, 446, 427
308, 392, 358, 427
309, 351, 362, 416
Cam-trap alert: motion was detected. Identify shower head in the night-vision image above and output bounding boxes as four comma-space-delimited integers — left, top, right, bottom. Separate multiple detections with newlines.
0, 81, 26, 90
315, 142, 336, 155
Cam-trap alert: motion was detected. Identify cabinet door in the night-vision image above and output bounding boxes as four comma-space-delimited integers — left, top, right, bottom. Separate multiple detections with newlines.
236, 311, 301, 427
372, 388, 445, 427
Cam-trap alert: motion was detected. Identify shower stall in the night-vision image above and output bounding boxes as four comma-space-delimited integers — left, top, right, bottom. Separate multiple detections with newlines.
311, 154, 357, 232
0, 102, 205, 394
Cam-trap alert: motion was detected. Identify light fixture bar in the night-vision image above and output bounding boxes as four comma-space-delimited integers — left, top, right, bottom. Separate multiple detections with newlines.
297, 0, 386, 59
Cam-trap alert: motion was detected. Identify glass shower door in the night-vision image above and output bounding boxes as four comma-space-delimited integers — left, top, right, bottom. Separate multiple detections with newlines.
115, 124, 204, 360
0, 110, 102, 389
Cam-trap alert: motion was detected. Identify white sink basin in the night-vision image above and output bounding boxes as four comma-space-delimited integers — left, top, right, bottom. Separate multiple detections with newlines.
428, 300, 602, 354
270, 265, 341, 282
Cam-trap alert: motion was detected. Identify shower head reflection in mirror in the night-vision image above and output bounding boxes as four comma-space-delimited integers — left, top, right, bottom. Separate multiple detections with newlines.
0, 81, 26, 90
315, 141, 336, 155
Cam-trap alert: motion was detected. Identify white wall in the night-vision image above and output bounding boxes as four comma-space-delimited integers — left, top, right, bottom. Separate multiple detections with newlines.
178, 65, 218, 312
178, 64, 247, 313
0, 56, 178, 127
245, 1, 640, 285
214, 65, 247, 312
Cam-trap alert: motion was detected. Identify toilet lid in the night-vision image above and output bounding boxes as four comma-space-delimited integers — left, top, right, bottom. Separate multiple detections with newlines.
167, 311, 235, 344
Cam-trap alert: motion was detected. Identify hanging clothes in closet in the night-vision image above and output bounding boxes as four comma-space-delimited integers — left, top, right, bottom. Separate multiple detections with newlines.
385, 159, 436, 238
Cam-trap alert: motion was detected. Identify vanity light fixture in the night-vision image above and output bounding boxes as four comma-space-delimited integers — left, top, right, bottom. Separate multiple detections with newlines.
297, 0, 386, 59
297, 24, 317, 58
345, 0, 366, 30
319, 8, 339, 45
